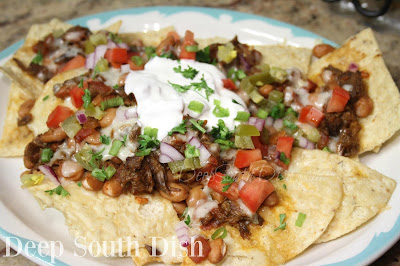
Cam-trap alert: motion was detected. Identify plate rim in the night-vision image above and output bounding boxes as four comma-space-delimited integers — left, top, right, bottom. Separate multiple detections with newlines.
0, 5, 399, 266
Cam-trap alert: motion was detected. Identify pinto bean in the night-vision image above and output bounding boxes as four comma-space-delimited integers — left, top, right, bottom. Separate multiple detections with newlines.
312, 44, 335, 58
41, 127, 68, 143
249, 160, 275, 178
102, 177, 124, 197
84, 131, 101, 145
186, 186, 207, 208
82, 172, 104, 191
99, 108, 117, 128
210, 190, 225, 204
156, 35, 176, 56
59, 160, 84, 181
172, 202, 187, 215
354, 96, 373, 118
237, 170, 252, 183
208, 238, 227, 264
259, 84, 274, 97
18, 99, 35, 118
159, 182, 188, 202
262, 191, 279, 207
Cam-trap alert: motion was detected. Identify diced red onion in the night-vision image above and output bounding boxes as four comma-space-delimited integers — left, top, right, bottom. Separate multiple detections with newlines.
248, 117, 265, 132
118, 42, 129, 49
273, 119, 283, 130
159, 154, 173, 164
121, 64, 130, 73
39, 165, 60, 185
76, 111, 87, 124
107, 40, 119, 49
348, 62, 358, 72
188, 137, 211, 166
238, 180, 246, 191
306, 141, 315, 150
275, 151, 281, 160
85, 52, 95, 69
160, 142, 185, 162
175, 221, 190, 247
322, 70, 333, 83
265, 117, 274, 127
94, 45, 107, 65
298, 136, 308, 148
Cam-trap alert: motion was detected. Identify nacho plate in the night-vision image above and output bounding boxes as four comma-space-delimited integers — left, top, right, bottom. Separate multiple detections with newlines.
0, 6, 400, 263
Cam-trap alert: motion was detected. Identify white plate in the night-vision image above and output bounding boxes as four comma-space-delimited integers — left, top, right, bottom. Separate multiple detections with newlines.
0, 6, 399, 266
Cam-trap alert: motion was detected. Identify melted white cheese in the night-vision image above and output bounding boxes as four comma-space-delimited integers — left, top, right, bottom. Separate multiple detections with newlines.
124, 57, 247, 140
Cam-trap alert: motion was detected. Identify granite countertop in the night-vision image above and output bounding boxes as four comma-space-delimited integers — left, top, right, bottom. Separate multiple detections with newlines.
0, 0, 399, 265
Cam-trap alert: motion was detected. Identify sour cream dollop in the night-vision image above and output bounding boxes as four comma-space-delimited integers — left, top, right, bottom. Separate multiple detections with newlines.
125, 57, 247, 140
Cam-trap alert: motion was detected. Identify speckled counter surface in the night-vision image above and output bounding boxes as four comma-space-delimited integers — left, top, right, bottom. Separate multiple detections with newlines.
0, 0, 399, 265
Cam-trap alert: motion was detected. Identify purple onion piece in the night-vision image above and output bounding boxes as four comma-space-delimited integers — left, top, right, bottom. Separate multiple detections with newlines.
348, 62, 358, 72
94, 45, 107, 66
298, 137, 308, 148
38, 165, 60, 185
107, 40, 118, 49
265, 117, 274, 127
85, 52, 95, 69
306, 141, 315, 150
160, 142, 185, 162
76, 111, 87, 124
159, 154, 174, 164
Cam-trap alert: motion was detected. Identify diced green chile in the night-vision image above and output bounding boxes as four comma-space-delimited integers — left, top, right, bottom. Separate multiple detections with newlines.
234, 136, 255, 149
168, 158, 201, 173
235, 124, 260, 137
75, 148, 99, 171
61, 116, 82, 138
268, 90, 284, 103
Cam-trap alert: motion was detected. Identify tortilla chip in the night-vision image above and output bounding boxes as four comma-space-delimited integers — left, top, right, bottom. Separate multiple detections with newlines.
0, 19, 72, 99
28, 68, 86, 136
308, 28, 400, 154
286, 149, 396, 243
120, 26, 175, 47
182, 164, 343, 265
255, 45, 312, 75
28, 179, 182, 261
0, 82, 34, 157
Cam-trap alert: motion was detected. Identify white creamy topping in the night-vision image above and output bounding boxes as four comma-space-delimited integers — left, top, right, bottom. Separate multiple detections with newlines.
125, 57, 247, 140
101, 68, 121, 88
314, 90, 333, 110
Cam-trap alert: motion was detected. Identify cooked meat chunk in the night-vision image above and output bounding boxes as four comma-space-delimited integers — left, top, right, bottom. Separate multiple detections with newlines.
24, 137, 47, 169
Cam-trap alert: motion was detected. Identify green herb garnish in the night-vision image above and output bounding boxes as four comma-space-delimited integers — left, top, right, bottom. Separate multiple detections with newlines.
132, 56, 143, 66
295, 213, 306, 227
45, 185, 70, 197
280, 152, 290, 165
100, 135, 111, 145
77, 181, 82, 187
168, 120, 188, 136
274, 213, 287, 231
41, 148, 53, 163
234, 111, 250, 122
92, 166, 116, 181
283, 120, 298, 130
173, 65, 199, 80
135, 127, 160, 156
31, 51, 43, 65
189, 119, 206, 134
188, 100, 204, 113
82, 89, 91, 109
221, 175, 235, 192
108, 32, 122, 44
78, 79, 84, 89
211, 227, 228, 240
185, 144, 200, 158
43, 95, 49, 101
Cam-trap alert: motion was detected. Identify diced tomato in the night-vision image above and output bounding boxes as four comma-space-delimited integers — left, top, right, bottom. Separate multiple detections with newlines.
46, 106, 74, 128
276, 136, 294, 158
327, 86, 350, 113
110, 62, 122, 69
105, 48, 128, 64
75, 128, 95, 142
179, 30, 196, 60
187, 236, 211, 264
128, 60, 144, 71
239, 178, 275, 213
251, 136, 268, 157
222, 79, 237, 90
298, 105, 325, 127
59, 55, 85, 73
207, 172, 239, 201
70, 87, 85, 108
234, 149, 262, 168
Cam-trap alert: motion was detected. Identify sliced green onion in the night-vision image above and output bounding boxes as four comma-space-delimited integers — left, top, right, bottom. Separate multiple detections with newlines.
185, 45, 198, 52
234, 135, 255, 149
214, 99, 221, 106
185, 144, 200, 158
235, 124, 260, 137
237, 69, 246, 80
213, 105, 230, 118
100, 96, 124, 111
295, 213, 306, 227
109, 140, 124, 156
189, 119, 206, 134
61, 116, 82, 138
188, 101, 204, 113
105, 166, 116, 179
132, 56, 143, 66
41, 148, 54, 163
256, 109, 269, 119
211, 227, 228, 240
234, 111, 250, 122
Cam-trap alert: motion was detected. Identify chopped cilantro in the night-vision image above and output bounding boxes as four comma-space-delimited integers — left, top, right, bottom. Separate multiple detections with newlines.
89, 148, 104, 168
113, 84, 119, 89
191, 76, 214, 100
108, 32, 122, 44
31, 51, 43, 65
169, 81, 191, 93
278, 173, 284, 180
100, 135, 111, 145
42, 95, 49, 101
168, 120, 188, 135
295, 213, 306, 227
221, 175, 235, 192
173, 65, 199, 80
196, 46, 211, 63
82, 89, 91, 109
78, 79, 84, 89
270, 103, 285, 119
182, 207, 189, 218
92, 166, 116, 181
210, 119, 234, 140
77, 181, 82, 187
185, 144, 200, 158
184, 214, 191, 227
214, 139, 235, 150
136, 127, 160, 156
45, 185, 70, 197
283, 184, 287, 190
274, 213, 287, 231
145, 46, 156, 59
283, 119, 298, 130
232, 99, 240, 105
132, 56, 143, 66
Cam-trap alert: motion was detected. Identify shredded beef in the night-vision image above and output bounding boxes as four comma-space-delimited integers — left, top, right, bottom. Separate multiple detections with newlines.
87, 81, 113, 98
24, 137, 47, 169
148, 153, 168, 193
17, 114, 33, 126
